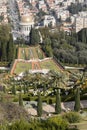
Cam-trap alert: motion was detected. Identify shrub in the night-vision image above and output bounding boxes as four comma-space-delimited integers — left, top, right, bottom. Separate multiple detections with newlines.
47, 116, 68, 130
0, 117, 69, 130
63, 112, 81, 123
8, 119, 30, 130
23, 96, 31, 101
13, 97, 18, 102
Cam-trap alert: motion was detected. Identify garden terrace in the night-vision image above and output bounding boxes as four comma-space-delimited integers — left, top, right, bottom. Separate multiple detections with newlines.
11, 45, 65, 75
14, 61, 32, 74
13, 58, 64, 75
18, 46, 45, 60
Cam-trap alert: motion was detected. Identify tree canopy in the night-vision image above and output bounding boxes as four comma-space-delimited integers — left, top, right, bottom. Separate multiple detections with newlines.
29, 28, 40, 45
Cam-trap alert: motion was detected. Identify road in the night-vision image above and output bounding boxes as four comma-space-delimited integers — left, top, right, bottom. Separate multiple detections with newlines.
7, 0, 21, 39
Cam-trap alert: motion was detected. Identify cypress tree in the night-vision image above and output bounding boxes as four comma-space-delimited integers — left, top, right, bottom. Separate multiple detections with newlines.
74, 87, 80, 112
1, 42, 7, 61
12, 85, 16, 95
23, 85, 26, 94
37, 92, 42, 117
3, 86, 6, 93
55, 89, 61, 114
0, 94, 4, 102
26, 85, 29, 93
19, 93, 23, 106
29, 28, 40, 45
19, 84, 22, 92
7, 34, 15, 62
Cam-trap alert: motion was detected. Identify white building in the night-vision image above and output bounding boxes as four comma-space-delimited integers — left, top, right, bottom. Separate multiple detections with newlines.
57, 10, 70, 21
78, 11, 87, 17
78, 0, 85, 3
20, 14, 34, 39
43, 15, 56, 27
54, 0, 63, 5
71, 11, 87, 32
75, 16, 87, 32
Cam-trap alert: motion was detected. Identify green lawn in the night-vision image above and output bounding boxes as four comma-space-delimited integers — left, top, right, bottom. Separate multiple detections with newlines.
40, 59, 62, 73
35, 47, 45, 59
14, 62, 32, 74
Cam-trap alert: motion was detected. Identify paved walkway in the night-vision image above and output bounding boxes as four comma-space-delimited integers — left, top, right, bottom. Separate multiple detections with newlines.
63, 100, 87, 111
70, 122, 87, 130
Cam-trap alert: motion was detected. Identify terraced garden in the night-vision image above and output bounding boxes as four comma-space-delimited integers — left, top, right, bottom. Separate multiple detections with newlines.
13, 59, 63, 75
12, 46, 64, 75
18, 46, 45, 60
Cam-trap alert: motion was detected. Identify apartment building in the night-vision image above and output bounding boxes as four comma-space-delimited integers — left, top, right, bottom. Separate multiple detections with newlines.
75, 16, 87, 32
56, 10, 70, 21
42, 15, 56, 27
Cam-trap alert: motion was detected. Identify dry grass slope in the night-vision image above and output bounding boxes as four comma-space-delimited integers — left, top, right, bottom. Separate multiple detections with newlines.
0, 102, 30, 123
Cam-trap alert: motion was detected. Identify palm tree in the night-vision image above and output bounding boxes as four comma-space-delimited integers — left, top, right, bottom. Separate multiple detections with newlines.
50, 71, 67, 90
67, 68, 87, 110
68, 67, 87, 89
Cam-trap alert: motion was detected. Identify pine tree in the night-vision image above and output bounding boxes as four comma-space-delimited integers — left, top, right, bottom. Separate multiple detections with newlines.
19, 93, 23, 106
37, 92, 42, 117
29, 28, 40, 45
74, 87, 80, 112
55, 89, 61, 114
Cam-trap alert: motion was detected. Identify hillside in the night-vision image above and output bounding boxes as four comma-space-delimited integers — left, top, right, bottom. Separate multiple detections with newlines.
0, 102, 29, 123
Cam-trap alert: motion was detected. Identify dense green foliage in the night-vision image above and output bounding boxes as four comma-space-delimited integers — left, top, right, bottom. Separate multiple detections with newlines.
29, 28, 40, 45
0, 116, 69, 130
40, 27, 87, 65
7, 34, 15, 62
0, 25, 15, 63
43, 37, 53, 57
78, 28, 87, 43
